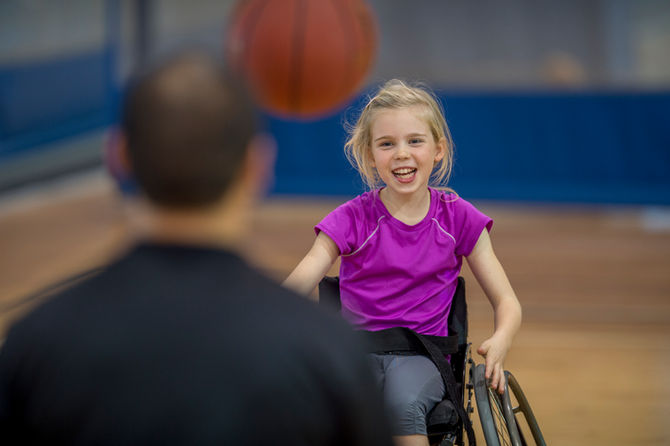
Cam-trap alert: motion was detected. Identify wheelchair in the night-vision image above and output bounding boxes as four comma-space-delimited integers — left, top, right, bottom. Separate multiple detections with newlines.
319, 276, 546, 446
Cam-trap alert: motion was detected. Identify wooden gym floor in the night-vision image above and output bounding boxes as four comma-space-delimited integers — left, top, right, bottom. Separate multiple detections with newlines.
1, 170, 669, 445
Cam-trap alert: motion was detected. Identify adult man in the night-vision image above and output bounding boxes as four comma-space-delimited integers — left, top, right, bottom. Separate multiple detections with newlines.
0, 51, 392, 445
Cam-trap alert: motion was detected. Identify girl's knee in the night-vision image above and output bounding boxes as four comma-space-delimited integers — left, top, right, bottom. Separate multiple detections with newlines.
388, 399, 428, 436
382, 355, 446, 435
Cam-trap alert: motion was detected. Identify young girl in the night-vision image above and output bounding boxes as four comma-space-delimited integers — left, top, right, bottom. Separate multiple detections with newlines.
284, 80, 522, 446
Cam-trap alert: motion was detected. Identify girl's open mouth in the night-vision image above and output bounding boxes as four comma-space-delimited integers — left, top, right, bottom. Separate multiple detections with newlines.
392, 167, 417, 183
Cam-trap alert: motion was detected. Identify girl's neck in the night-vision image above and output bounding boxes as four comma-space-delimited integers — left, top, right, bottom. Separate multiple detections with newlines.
379, 186, 431, 226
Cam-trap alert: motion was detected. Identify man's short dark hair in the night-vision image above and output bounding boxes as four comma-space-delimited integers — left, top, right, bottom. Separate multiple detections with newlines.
121, 51, 257, 208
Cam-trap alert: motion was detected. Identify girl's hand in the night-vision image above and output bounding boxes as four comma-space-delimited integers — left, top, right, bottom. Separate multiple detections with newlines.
477, 333, 511, 395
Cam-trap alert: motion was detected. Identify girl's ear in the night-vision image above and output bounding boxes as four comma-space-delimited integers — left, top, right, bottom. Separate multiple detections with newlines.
434, 137, 447, 163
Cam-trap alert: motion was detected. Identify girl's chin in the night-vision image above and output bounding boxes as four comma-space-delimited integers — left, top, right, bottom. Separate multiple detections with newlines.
382, 181, 428, 195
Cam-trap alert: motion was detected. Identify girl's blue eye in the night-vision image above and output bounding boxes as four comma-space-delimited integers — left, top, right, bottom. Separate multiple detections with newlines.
409, 138, 424, 145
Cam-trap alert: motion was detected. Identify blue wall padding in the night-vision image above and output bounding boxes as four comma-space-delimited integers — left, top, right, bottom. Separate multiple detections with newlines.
0, 51, 668, 205
266, 90, 670, 204
0, 49, 113, 158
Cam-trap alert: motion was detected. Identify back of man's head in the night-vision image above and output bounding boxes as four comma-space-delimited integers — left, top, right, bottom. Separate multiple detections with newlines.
121, 51, 257, 208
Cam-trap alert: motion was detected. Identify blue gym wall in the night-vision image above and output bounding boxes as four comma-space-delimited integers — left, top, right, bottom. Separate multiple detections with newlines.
265, 90, 670, 204
0, 50, 115, 157
1, 52, 669, 204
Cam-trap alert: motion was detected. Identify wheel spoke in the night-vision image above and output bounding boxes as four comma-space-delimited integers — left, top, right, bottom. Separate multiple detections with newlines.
488, 387, 512, 446
474, 364, 523, 446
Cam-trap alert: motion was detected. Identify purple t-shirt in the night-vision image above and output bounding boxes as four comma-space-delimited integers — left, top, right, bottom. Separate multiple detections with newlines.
315, 188, 493, 336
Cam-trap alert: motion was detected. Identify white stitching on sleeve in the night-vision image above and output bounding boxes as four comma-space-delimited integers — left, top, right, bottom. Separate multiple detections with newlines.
343, 216, 386, 257
431, 218, 456, 243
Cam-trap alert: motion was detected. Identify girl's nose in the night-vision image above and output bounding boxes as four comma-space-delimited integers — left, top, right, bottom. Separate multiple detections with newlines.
394, 144, 410, 159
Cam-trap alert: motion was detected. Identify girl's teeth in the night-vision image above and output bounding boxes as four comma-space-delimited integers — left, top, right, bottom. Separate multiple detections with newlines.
394, 168, 415, 177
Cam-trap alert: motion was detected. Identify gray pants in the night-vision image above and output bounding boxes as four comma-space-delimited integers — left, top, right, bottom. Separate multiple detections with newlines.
368, 354, 445, 436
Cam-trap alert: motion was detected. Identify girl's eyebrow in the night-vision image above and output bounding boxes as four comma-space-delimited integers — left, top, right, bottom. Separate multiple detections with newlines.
374, 135, 392, 142
374, 132, 427, 142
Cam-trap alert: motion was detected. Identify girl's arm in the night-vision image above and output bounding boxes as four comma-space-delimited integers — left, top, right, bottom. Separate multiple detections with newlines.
466, 228, 522, 394
283, 232, 340, 299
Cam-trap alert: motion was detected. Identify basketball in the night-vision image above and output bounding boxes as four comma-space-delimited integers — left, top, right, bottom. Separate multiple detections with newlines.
225, 0, 377, 118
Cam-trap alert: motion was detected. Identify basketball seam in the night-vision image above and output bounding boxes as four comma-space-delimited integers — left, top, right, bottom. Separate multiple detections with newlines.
289, 0, 307, 112
330, 0, 358, 101
237, 0, 270, 71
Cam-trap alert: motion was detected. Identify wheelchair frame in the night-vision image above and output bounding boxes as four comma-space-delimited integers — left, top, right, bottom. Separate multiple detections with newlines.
318, 276, 545, 446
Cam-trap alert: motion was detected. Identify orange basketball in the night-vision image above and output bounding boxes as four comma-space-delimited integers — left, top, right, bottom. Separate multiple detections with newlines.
225, 0, 377, 118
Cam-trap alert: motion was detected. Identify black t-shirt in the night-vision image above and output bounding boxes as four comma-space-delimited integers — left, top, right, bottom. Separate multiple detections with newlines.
0, 244, 392, 445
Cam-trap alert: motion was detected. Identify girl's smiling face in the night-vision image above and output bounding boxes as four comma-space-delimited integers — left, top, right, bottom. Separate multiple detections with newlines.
370, 106, 446, 200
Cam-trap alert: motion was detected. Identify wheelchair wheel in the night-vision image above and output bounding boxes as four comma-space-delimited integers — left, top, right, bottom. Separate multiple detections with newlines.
473, 364, 522, 446
505, 371, 546, 446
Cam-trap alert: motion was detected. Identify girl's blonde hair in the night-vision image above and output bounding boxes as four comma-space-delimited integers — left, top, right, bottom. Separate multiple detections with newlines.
344, 79, 454, 190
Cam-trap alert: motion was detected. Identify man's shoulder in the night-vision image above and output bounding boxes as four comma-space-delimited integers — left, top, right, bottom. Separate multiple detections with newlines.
5, 244, 354, 349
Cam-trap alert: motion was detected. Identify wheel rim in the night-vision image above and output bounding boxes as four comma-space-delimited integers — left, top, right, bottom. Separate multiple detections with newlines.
473, 364, 522, 446
487, 387, 514, 446
505, 372, 547, 446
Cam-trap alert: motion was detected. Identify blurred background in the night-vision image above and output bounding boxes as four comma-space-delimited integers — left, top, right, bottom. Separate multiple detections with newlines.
1, 1, 669, 445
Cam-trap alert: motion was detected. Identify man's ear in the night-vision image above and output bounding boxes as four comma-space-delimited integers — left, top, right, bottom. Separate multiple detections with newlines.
104, 127, 133, 180
240, 133, 277, 199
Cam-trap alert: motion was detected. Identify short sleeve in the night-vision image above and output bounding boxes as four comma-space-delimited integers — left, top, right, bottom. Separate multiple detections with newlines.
314, 200, 360, 256
449, 195, 493, 257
